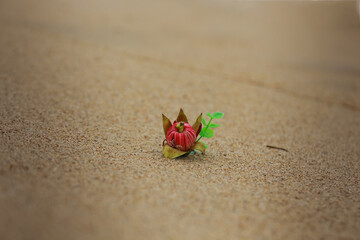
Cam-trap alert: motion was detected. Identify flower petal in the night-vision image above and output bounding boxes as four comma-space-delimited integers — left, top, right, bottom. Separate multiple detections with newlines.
163, 144, 189, 159
176, 108, 188, 123
193, 141, 206, 154
162, 114, 172, 137
192, 113, 202, 134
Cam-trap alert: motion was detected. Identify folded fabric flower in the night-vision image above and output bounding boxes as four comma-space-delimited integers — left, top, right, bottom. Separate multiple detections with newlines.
162, 109, 205, 159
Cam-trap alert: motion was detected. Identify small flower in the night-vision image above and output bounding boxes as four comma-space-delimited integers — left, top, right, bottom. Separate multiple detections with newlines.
162, 109, 205, 159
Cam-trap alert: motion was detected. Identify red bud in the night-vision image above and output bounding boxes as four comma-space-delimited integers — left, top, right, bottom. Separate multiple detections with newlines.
166, 122, 196, 151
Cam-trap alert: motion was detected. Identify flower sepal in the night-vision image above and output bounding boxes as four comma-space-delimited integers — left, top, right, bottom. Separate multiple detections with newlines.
163, 144, 190, 159
193, 141, 206, 154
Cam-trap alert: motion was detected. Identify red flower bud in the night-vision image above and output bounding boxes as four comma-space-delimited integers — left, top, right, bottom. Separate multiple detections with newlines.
166, 121, 196, 151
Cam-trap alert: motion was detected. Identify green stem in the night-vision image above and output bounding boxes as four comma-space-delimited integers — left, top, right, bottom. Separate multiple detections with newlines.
177, 122, 184, 133
197, 117, 213, 142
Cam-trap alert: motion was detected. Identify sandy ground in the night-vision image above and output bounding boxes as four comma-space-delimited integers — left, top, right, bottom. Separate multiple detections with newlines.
1, 0, 360, 239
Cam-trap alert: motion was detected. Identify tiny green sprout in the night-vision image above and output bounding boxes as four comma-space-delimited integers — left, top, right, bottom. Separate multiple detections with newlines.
196, 112, 224, 148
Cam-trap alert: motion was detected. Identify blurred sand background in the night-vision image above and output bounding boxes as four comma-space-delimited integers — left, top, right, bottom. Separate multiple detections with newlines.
1, 0, 360, 239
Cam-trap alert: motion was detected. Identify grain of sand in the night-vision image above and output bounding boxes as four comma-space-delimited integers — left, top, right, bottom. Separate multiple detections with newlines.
1, 0, 360, 239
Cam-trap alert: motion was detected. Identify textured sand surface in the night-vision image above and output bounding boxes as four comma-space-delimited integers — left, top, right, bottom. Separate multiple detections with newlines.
1, 0, 360, 239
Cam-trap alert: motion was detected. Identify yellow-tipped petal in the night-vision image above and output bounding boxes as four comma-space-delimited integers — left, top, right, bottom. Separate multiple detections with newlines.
163, 144, 189, 159
162, 114, 172, 137
192, 113, 202, 133
193, 141, 206, 154
176, 108, 188, 123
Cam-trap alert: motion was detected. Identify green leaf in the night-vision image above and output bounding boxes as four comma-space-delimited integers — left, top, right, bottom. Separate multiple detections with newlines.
206, 112, 213, 118
212, 112, 224, 119
200, 128, 214, 138
209, 123, 220, 128
201, 117, 207, 125
200, 141, 208, 149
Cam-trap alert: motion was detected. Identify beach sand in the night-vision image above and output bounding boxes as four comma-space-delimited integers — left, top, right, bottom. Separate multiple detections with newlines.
1, 0, 359, 239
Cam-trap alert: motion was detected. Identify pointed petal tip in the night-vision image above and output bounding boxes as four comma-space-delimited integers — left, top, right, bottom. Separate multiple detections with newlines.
176, 108, 189, 123
162, 114, 172, 137
192, 113, 202, 134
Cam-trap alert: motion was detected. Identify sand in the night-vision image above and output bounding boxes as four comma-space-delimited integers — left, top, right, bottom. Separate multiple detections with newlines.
1, 0, 360, 239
